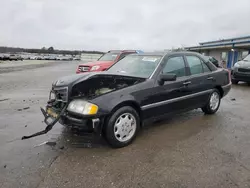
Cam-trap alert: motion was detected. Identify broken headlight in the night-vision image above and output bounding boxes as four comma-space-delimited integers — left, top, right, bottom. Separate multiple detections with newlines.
49, 91, 56, 100
67, 100, 98, 115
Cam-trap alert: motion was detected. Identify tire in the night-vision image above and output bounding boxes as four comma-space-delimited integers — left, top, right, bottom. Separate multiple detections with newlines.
202, 89, 221, 115
104, 106, 140, 148
231, 79, 238, 84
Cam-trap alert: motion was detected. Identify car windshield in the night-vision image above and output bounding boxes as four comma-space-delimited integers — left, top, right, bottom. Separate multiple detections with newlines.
108, 55, 162, 78
243, 54, 250, 61
98, 53, 119, 61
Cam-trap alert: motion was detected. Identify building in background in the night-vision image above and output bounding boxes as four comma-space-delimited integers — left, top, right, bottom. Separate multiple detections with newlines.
185, 36, 250, 68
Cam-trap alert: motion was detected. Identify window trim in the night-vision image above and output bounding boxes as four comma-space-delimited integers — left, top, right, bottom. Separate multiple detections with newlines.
158, 55, 188, 79
200, 59, 212, 72
184, 55, 207, 76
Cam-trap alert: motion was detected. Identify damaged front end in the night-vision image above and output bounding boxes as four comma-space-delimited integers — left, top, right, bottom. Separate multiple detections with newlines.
22, 73, 145, 140
22, 87, 69, 139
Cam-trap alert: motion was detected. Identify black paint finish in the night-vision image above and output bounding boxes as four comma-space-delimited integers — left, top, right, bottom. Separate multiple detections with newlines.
51, 51, 231, 128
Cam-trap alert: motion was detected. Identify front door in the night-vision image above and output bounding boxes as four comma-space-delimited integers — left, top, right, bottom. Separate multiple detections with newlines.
142, 55, 189, 119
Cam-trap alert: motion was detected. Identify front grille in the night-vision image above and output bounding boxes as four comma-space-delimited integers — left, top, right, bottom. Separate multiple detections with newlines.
78, 66, 90, 72
238, 68, 250, 73
54, 87, 68, 102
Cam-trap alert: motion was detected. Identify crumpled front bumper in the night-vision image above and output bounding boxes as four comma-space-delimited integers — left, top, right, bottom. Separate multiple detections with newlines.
22, 106, 67, 140
59, 111, 102, 133
22, 104, 103, 140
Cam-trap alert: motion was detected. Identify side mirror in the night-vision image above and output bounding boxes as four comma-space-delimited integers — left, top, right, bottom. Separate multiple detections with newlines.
158, 73, 177, 85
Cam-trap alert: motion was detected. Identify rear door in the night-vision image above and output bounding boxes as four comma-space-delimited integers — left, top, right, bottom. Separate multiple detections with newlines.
183, 55, 213, 108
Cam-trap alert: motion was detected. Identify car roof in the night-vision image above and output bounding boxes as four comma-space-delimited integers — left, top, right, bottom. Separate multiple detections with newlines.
128, 51, 203, 57
108, 50, 137, 53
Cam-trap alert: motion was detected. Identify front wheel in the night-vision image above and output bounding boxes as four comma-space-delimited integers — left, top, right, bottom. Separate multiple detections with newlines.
202, 89, 221, 114
104, 106, 140, 148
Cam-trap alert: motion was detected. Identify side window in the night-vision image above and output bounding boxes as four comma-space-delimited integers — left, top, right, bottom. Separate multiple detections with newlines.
201, 60, 211, 73
162, 56, 186, 77
186, 56, 203, 75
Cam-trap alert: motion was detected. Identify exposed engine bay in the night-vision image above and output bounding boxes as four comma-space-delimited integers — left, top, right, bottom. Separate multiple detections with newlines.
71, 74, 145, 99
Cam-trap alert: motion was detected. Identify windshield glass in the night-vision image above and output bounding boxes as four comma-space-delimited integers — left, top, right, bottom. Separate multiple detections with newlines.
108, 55, 162, 78
98, 53, 119, 61
243, 54, 250, 61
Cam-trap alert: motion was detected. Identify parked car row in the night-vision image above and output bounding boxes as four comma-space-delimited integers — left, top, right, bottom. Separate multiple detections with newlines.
0, 54, 23, 61
28, 55, 81, 61
0, 53, 82, 61
23, 51, 231, 148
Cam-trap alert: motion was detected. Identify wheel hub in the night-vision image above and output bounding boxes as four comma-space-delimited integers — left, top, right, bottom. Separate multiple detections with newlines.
210, 92, 220, 111
114, 113, 136, 142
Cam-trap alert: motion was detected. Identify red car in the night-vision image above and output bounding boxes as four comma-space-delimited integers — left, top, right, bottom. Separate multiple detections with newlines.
76, 50, 140, 73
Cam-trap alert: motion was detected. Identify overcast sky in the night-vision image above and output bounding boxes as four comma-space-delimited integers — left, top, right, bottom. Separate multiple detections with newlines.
1, 0, 250, 51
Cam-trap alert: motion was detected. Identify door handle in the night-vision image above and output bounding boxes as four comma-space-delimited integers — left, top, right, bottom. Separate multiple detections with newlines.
207, 77, 214, 80
183, 81, 191, 85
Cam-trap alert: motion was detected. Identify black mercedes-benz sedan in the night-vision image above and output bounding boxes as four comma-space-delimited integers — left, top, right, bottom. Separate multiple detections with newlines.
231, 54, 250, 85
22, 51, 231, 148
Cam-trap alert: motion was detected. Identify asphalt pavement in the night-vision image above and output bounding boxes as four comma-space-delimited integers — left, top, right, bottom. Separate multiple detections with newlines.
1, 62, 250, 188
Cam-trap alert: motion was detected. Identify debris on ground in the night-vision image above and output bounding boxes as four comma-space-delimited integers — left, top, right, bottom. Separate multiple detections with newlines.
34, 141, 56, 148
231, 98, 236, 101
34, 141, 47, 147
59, 146, 65, 150
0, 98, 9, 102
17, 107, 30, 111
46, 141, 56, 146
4, 165, 7, 168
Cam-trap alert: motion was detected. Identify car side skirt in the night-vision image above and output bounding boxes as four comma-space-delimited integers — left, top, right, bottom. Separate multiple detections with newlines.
141, 89, 213, 110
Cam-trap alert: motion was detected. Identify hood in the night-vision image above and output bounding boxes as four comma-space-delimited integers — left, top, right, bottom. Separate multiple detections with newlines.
79, 61, 114, 67
53, 73, 92, 87
53, 72, 145, 88
235, 60, 250, 68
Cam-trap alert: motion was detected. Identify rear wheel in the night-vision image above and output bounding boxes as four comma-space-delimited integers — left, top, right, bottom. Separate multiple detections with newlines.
104, 106, 140, 148
202, 89, 221, 114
